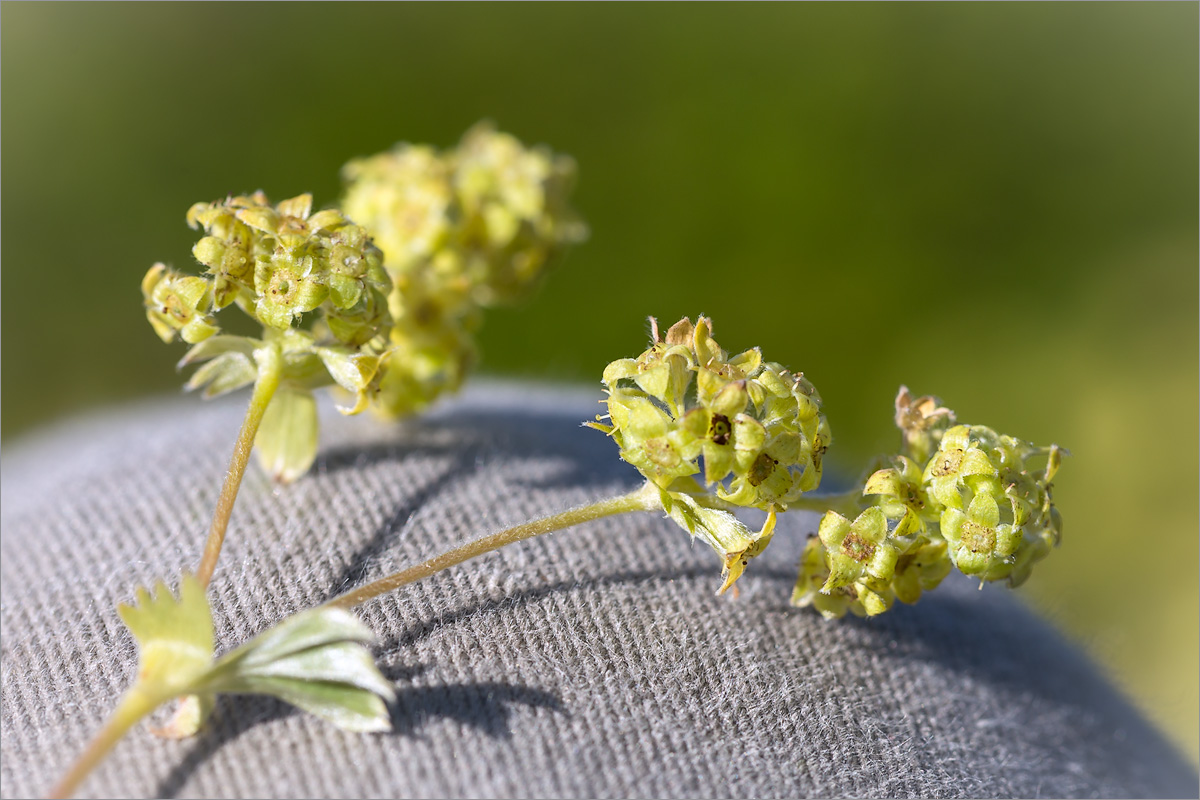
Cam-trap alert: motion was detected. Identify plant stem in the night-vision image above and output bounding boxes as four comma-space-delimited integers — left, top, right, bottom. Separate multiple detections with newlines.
47, 689, 161, 799
326, 482, 663, 610
48, 480, 860, 796
325, 483, 864, 611
195, 345, 283, 588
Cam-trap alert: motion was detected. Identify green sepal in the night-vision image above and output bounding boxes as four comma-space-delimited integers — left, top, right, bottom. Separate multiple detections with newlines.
656, 487, 776, 594
178, 335, 260, 368
185, 351, 258, 398
710, 380, 749, 418
891, 538, 952, 605
255, 388, 319, 484
316, 347, 382, 415
790, 536, 857, 620
235, 205, 281, 234
601, 358, 638, 385
328, 273, 364, 310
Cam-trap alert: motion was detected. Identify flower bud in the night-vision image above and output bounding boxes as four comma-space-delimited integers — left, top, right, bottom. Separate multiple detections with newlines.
894, 386, 955, 464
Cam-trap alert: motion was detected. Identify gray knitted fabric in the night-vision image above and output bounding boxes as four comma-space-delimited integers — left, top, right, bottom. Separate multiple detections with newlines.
1, 382, 1194, 799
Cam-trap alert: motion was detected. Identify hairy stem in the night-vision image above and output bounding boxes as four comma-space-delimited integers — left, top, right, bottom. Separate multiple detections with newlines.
326, 482, 863, 611
326, 482, 663, 610
47, 689, 162, 799
196, 345, 283, 587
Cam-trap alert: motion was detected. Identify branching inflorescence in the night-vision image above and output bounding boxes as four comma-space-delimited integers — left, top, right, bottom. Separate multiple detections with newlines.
143, 123, 585, 485
342, 122, 586, 419
792, 388, 1064, 618
588, 316, 1064, 615
51, 123, 586, 798
52, 128, 1066, 799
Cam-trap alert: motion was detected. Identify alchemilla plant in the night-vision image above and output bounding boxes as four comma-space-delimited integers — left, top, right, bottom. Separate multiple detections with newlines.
51, 128, 1065, 798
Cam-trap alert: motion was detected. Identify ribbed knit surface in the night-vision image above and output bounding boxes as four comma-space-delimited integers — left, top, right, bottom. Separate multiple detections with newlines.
2, 382, 1195, 798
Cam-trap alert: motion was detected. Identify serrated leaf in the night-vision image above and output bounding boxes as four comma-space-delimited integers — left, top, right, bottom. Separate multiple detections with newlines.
201, 607, 395, 733
108, 579, 393, 743
255, 388, 318, 484
117, 574, 214, 699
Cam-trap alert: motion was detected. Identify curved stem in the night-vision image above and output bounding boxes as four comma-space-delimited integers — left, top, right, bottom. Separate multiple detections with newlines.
47, 689, 161, 799
196, 344, 283, 588
326, 482, 662, 610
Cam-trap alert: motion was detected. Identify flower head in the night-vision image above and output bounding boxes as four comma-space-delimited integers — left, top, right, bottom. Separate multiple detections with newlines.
143, 192, 397, 482
187, 192, 391, 347
923, 424, 1063, 581
795, 388, 1066, 617
815, 507, 901, 616
342, 123, 586, 419
862, 454, 935, 538
450, 122, 587, 305
590, 316, 830, 592
592, 316, 830, 511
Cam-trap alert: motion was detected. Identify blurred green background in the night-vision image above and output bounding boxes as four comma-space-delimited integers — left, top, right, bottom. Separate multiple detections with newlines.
3, 3, 1196, 763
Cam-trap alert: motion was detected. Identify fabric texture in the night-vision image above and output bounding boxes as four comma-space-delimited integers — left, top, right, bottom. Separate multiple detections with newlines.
1, 382, 1195, 799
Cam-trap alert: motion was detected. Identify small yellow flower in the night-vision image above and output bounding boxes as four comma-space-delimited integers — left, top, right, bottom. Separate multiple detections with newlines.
141, 263, 219, 344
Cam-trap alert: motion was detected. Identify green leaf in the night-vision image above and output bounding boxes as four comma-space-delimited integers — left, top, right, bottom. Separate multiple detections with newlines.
219, 676, 393, 733
202, 607, 395, 733
117, 574, 215, 700
255, 388, 319, 484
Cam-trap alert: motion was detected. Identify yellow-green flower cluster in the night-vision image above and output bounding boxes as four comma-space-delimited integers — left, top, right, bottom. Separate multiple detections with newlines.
927, 424, 1064, 586
792, 388, 1064, 619
589, 316, 830, 592
184, 192, 392, 347
342, 122, 586, 417
141, 125, 585, 482
141, 192, 396, 482
143, 192, 392, 353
